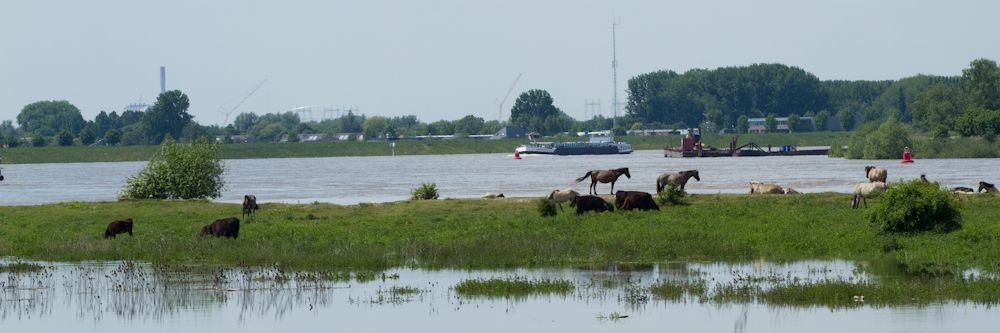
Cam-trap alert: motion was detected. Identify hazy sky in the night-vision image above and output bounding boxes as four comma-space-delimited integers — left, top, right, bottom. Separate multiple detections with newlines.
2, 0, 998, 126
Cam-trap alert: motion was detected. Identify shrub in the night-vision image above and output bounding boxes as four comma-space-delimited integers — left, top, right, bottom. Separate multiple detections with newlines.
410, 182, 439, 200
31, 134, 47, 147
657, 183, 688, 206
867, 180, 961, 233
56, 130, 74, 146
119, 136, 225, 200
536, 198, 557, 217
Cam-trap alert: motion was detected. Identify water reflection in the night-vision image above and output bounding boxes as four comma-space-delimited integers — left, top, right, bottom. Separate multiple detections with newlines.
1, 259, 998, 332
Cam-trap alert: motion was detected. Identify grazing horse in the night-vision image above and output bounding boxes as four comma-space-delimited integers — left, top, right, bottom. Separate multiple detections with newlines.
865, 166, 887, 183
547, 188, 580, 212
979, 181, 997, 193
576, 168, 631, 195
242, 195, 259, 218
656, 170, 700, 193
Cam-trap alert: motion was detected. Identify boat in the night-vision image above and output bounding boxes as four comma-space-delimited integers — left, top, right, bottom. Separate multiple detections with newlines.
663, 132, 828, 158
515, 135, 633, 155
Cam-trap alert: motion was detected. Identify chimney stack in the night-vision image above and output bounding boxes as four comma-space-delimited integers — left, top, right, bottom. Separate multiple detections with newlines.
159, 66, 166, 94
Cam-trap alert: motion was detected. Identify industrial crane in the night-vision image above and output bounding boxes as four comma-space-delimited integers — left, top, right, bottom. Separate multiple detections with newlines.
496, 73, 522, 122
220, 78, 268, 126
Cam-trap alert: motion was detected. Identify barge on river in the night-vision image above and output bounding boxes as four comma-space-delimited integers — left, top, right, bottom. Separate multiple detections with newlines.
664, 134, 828, 158
516, 135, 633, 156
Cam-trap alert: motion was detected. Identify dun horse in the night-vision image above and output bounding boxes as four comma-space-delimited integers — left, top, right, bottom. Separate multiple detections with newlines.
656, 170, 700, 193
575, 168, 630, 195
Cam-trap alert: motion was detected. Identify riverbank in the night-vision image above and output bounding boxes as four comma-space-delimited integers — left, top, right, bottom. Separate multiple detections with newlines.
1, 193, 997, 275
0, 132, 851, 164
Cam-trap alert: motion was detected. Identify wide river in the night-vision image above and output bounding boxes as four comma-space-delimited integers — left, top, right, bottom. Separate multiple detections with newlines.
0, 150, 997, 205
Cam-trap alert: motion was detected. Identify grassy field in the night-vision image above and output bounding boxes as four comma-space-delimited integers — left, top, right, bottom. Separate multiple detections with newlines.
0, 132, 853, 164
1, 193, 998, 275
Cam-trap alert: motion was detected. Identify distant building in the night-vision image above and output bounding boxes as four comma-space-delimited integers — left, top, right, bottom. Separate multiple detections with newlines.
123, 103, 151, 112
747, 117, 815, 133
491, 126, 529, 140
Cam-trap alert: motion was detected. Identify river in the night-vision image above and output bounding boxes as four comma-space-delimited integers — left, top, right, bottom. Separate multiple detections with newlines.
0, 150, 997, 205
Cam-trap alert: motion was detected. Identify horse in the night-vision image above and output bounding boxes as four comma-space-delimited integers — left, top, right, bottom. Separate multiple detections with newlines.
749, 181, 784, 194
656, 170, 700, 193
575, 168, 631, 195
852, 182, 887, 208
865, 166, 887, 183
978, 181, 997, 193
547, 188, 580, 212
242, 195, 259, 218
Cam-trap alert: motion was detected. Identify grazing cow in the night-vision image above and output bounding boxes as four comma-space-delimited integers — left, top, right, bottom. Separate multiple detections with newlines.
570, 195, 614, 215
104, 218, 134, 239
242, 195, 259, 218
954, 186, 975, 194
749, 181, 785, 194
201, 217, 241, 238
979, 181, 997, 193
547, 188, 580, 212
615, 191, 659, 211
852, 182, 888, 209
865, 166, 887, 183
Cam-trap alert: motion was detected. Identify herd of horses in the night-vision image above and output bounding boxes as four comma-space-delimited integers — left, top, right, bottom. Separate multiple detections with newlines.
547, 165, 998, 214
102, 194, 260, 240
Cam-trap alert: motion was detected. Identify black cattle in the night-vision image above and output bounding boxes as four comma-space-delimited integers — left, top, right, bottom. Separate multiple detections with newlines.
570, 195, 614, 215
614, 191, 659, 211
242, 195, 259, 217
980, 181, 997, 193
104, 218, 134, 239
201, 217, 240, 238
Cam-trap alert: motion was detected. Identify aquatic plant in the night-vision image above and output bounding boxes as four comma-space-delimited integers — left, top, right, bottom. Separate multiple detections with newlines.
453, 276, 573, 297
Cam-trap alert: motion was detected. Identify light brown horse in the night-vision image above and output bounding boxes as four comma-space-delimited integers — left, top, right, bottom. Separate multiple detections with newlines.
656, 170, 700, 193
576, 167, 631, 195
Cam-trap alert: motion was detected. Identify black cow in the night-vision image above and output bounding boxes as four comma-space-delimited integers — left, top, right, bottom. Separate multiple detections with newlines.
104, 218, 134, 239
614, 191, 660, 211
570, 195, 614, 215
201, 217, 240, 238
242, 195, 259, 217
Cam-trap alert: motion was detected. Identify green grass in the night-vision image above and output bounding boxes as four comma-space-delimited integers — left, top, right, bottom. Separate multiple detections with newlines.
453, 277, 574, 297
0, 262, 45, 273
0, 194, 999, 275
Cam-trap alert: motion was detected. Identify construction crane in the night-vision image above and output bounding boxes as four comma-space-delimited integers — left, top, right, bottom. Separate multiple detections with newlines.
220, 79, 268, 126
496, 73, 522, 122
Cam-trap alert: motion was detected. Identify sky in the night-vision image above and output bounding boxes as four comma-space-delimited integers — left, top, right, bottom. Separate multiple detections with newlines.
1, 0, 998, 127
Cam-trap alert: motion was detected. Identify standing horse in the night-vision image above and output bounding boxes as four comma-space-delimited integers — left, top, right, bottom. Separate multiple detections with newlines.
575, 168, 631, 195
656, 170, 700, 193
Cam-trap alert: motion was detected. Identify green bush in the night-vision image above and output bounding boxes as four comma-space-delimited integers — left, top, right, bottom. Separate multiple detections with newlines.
410, 182, 439, 200
867, 180, 961, 233
536, 198, 557, 217
657, 183, 688, 206
57, 130, 75, 146
845, 120, 913, 159
119, 136, 225, 200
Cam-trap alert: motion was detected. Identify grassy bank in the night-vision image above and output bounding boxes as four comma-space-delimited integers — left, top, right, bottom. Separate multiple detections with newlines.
0, 133, 854, 164
1, 193, 998, 274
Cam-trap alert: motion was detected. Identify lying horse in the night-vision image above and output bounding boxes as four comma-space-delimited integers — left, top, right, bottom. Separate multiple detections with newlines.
979, 181, 997, 193
865, 166, 887, 183
615, 190, 659, 211
570, 195, 614, 215
547, 188, 580, 212
576, 168, 630, 195
749, 181, 784, 194
656, 170, 700, 193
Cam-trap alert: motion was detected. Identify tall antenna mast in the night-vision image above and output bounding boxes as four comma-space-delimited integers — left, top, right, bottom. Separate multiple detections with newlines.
612, 18, 620, 131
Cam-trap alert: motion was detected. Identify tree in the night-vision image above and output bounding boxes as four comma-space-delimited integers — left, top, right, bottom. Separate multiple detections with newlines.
56, 130, 74, 146
79, 127, 97, 145
453, 115, 485, 135
233, 112, 259, 133
764, 113, 777, 132
911, 83, 967, 132
813, 110, 830, 131
510, 89, 567, 135
786, 114, 801, 132
736, 115, 749, 133
31, 134, 47, 147
17, 100, 86, 136
362, 116, 389, 140
962, 58, 1000, 110
104, 129, 122, 146
5, 135, 19, 148
142, 90, 193, 144
119, 137, 225, 200
955, 107, 1000, 141
837, 107, 856, 131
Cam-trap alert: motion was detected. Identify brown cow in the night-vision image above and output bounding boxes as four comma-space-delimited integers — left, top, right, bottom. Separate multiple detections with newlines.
570, 195, 614, 215
104, 218, 133, 239
242, 195, 259, 217
201, 217, 240, 238
615, 191, 659, 211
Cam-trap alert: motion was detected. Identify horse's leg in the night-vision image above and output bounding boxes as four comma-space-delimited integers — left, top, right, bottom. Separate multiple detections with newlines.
610, 180, 615, 195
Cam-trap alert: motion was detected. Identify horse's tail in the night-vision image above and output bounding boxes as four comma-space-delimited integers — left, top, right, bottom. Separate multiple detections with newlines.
575, 171, 593, 183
